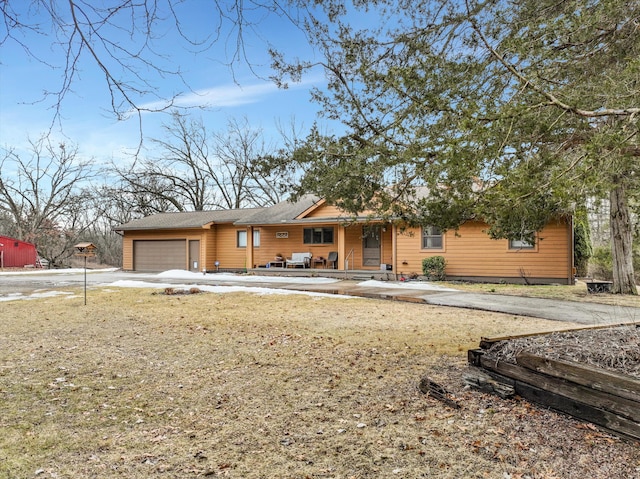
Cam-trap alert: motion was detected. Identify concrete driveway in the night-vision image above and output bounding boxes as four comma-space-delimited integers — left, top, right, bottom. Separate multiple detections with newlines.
420, 291, 639, 325
1, 269, 638, 326
0, 269, 143, 296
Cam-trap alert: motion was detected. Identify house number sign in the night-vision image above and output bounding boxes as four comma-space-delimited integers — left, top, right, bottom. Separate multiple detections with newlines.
276, 232, 289, 239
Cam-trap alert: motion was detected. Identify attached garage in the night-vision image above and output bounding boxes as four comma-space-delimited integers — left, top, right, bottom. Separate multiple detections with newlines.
116, 209, 256, 272
133, 240, 186, 272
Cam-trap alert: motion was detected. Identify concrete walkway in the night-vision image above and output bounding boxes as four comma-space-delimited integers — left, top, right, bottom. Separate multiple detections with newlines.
421, 291, 639, 325
275, 279, 640, 326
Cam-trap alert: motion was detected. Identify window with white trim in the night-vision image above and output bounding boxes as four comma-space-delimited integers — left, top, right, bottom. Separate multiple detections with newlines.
421, 226, 443, 249
237, 229, 260, 248
509, 237, 535, 249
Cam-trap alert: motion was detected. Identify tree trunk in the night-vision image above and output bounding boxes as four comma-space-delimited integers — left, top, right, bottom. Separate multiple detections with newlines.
609, 183, 637, 295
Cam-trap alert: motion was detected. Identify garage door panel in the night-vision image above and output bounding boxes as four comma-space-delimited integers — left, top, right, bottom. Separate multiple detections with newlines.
133, 240, 186, 271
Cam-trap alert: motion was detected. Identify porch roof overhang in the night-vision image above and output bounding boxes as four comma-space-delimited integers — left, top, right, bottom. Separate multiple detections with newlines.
233, 194, 393, 227
266, 216, 388, 226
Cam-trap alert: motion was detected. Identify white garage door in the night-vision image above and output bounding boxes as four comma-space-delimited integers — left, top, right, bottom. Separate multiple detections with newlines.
133, 240, 186, 271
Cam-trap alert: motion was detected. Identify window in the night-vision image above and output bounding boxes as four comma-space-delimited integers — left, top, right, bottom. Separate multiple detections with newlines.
422, 226, 443, 249
237, 229, 260, 248
237, 230, 246, 248
303, 227, 334, 244
509, 237, 535, 249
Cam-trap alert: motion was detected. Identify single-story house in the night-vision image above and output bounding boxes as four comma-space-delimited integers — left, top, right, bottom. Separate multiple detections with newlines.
114, 195, 575, 285
0, 235, 40, 268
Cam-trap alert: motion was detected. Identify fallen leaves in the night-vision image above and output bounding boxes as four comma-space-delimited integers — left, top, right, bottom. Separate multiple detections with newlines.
2, 291, 639, 478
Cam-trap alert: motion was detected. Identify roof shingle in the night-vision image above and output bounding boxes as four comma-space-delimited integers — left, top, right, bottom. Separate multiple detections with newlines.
115, 208, 262, 230
233, 194, 322, 225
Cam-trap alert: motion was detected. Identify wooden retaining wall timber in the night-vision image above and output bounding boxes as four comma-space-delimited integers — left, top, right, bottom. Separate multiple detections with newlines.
478, 321, 640, 350
468, 327, 640, 442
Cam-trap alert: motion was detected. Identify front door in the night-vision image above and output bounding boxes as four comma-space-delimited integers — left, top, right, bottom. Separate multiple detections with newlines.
362, 226, 381, 267
189, 240, 200, 272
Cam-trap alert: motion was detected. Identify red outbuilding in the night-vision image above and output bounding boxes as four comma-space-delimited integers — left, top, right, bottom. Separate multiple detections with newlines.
0, 235, 40, 268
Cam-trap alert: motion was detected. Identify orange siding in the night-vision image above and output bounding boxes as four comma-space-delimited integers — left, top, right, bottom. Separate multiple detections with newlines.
252, 226, 298, 266
305, 203, 351, 219
122, 206, 572, 283
344, 225, 364, 269
215, 225, 247, 269
245, 222, 395, 270
122, 225, 250, 271
252, 225, 338, 267
341, 224, 393, 270
395, 219, 572, 282
203, 227, 217, 268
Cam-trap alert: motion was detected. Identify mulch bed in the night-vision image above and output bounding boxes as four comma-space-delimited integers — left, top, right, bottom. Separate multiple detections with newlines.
484, 324, 640, 379
469, 323, 640, 442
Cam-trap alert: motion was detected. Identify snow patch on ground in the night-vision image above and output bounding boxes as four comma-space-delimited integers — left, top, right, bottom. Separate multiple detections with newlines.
0, 267, 119, 276
156, 270, 340, 284
0, 290, 75, 302
0, 268, 455, 301
107, 280, 353, 299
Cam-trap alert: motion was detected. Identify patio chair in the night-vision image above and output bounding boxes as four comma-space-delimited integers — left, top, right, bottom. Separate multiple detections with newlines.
326, 251, 338, 269
286, 252, 312, 268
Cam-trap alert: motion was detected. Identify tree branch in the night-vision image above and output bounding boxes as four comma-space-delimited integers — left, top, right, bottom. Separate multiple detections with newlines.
466, 0, 640, 119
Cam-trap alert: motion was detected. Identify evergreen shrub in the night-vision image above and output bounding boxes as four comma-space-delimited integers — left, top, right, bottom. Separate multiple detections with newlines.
422, 256, 446, 281
573, 210, 592, 277
589, 246, 612, 280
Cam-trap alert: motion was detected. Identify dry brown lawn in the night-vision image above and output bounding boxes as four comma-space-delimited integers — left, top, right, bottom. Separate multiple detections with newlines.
1, 288, 638, 479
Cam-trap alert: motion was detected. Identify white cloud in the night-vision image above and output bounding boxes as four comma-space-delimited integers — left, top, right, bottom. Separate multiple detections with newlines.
137, 76, 321, 112
137, 83, 272, 111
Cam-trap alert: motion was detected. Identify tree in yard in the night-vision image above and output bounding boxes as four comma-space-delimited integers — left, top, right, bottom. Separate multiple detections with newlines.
209, 116, 288, 208
0, 136, 96, 265
113, 112, 214, 213
272, 0, 639, 294
574, 207, 593, 278
112, 112, 288, 212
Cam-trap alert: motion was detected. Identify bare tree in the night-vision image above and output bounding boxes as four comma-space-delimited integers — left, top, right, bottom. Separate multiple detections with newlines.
209, 116, 286, 208
113, 112, 288, 211
0, 135, 96, 265
81, 189, 126, 266
148, 112, 214, 210
93, 182, 171, 222
110, 113, 216, 212
1, 1, 307, 126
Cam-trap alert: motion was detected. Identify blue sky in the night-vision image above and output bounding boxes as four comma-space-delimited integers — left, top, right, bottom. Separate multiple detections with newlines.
0, 2, 336, 164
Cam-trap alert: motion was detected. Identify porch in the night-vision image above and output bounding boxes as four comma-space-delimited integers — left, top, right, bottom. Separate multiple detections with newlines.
247, 266, 397, 281
243, 221, 395, 279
